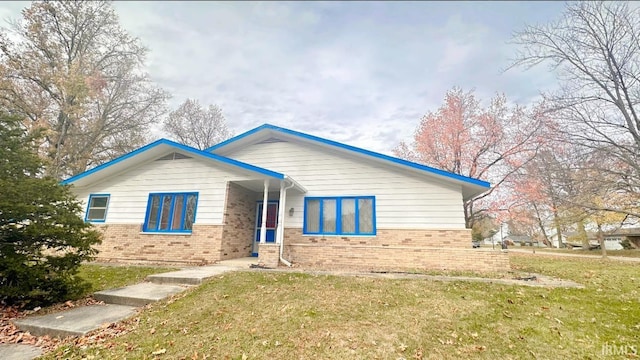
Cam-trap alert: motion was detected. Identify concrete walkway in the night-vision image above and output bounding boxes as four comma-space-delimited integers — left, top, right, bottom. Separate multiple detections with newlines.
508, 248, 640, 262
3, 259, 255, 360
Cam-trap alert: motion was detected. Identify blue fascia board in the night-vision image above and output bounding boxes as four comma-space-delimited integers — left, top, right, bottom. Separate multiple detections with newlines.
209, 124, 490, 188
205, 124, 272, 152
62, 138, 284, 185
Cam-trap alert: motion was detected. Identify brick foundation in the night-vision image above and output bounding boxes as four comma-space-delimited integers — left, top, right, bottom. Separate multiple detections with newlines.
284, 228, 472, 248
258, 243, 280, 268
282, 228, 509, 273
92, 224, 224, 265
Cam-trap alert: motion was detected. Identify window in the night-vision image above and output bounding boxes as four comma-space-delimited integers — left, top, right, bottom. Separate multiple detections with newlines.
86, 194, 110, 222
304, 196, 375, 235
143, 192, 198, 233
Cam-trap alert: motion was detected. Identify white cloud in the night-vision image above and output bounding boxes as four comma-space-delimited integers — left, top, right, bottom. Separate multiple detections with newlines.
0, 1, 567, 154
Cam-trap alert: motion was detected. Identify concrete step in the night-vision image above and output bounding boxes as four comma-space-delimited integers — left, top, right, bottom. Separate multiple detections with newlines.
0, 344, 43, 360
147, 265, 236, 285
13, 304, 136, 338
94, 282, 187, 307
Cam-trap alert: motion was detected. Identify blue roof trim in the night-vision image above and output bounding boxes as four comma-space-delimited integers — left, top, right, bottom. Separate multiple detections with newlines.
208, 124, 490, 188
206, 124, 272, 152
62, 138, 285, 185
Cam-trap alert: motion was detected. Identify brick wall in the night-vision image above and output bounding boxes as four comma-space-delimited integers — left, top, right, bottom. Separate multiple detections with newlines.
258, 243, 280, 268
282, 228, 509, 273
92, 224, 223, 265
284, 228, 472, 248
220, 182, 256, 259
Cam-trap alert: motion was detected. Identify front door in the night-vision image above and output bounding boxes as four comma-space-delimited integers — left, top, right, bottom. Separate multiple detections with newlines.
253, 201, 278, 256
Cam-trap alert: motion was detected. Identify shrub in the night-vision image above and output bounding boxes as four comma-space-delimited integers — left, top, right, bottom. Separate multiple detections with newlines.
0, 113, 102, 307
620, 239, 634, 250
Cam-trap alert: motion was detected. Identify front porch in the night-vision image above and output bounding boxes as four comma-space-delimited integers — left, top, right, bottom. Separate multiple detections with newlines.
221, 178, 306, 263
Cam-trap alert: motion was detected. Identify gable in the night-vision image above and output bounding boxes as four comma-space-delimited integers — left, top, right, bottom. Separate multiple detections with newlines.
210, 124, 490, 200
62, 138, 285, 189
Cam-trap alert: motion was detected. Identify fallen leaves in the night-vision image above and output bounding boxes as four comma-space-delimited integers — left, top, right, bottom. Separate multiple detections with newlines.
0, 304, 61, 352
151, 347, 167, 355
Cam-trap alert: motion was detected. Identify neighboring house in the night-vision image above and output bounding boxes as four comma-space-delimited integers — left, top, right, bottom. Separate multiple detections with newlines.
603, 228, 640, 250
546, 231, 568, 249
63, 124, 508, 272
503, 235, 534, 246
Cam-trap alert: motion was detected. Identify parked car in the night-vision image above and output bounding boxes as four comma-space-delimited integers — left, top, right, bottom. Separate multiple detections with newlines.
472, 241, 481, 248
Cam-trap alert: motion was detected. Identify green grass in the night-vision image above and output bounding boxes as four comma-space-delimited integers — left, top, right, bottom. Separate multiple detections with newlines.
77, 263, 176, 296
44, 256, 640, 359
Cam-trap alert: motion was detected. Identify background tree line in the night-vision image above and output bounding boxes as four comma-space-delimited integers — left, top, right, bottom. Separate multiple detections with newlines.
397, 1, 640, 252
0, 0, 232, 180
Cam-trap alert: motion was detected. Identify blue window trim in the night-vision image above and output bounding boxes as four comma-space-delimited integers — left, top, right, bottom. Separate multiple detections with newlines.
85, 194, 110, 223
142, 192, 199, 233
303, 196, 376, 236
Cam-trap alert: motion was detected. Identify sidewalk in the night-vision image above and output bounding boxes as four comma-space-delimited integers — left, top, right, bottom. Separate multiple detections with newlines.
508, 248, 640, 262
1, 259, 254, 360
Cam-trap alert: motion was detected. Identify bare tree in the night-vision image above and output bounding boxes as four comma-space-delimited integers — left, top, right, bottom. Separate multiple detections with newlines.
0, 1, 168, 179
510, 1, 640, 218
163, 99, 233, 150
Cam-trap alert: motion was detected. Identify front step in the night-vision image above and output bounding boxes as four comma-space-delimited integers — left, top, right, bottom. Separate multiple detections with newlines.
13, 304, 136, 338
147, 265, 235, 285
94, 282, 186, 307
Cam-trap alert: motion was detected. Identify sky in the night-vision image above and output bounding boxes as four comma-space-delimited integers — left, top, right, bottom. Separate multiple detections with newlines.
0, 1, 567, 154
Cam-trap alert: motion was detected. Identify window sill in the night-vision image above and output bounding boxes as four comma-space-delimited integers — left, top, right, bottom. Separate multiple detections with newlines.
302, 234, 376, 237
139, 232, 192, 236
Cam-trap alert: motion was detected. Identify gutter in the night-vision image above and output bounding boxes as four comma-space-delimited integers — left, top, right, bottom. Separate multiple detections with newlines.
278, 177, 296, 267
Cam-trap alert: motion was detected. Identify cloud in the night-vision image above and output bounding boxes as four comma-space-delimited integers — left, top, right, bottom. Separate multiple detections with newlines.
1, 1, 567, 155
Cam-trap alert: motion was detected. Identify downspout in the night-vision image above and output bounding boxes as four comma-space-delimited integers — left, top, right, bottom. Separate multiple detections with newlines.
278, 177, 296, 267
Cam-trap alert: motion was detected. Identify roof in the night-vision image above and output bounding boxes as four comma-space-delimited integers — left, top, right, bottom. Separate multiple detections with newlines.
504, 235, 533, 242
62, 138, 286, 188
207, 124, 491, 200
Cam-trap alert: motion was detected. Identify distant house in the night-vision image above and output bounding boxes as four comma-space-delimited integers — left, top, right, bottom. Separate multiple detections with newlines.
503, 235, 534, 246
62, 124, 509, 272
603, 228, 640, 250
546, 231, 567, 248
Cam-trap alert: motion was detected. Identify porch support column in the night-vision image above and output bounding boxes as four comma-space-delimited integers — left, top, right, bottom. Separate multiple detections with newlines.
260, 179, 269, 244
276, 180, 287, 244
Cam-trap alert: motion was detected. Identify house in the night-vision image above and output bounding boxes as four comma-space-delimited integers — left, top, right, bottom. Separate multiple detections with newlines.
546, 231, 566, 248
603, 228, 640, 250
503, 235, 534, 246
63, 124, 509, 272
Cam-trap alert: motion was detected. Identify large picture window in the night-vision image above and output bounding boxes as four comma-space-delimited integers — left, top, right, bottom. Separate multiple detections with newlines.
303, 196, 375, 235
85, 194, 110, 222
143, 192, 198, 233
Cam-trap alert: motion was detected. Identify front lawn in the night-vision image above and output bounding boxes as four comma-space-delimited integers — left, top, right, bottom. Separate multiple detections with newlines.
77, 263, 177, 295
44, 256, 639, 359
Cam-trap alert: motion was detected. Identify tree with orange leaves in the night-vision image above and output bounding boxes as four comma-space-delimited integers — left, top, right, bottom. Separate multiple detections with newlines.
395, 87, 549, 229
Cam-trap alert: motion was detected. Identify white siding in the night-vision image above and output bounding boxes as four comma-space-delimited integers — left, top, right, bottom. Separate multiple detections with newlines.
73, 157, 259, 225
225, 141, 466, 229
